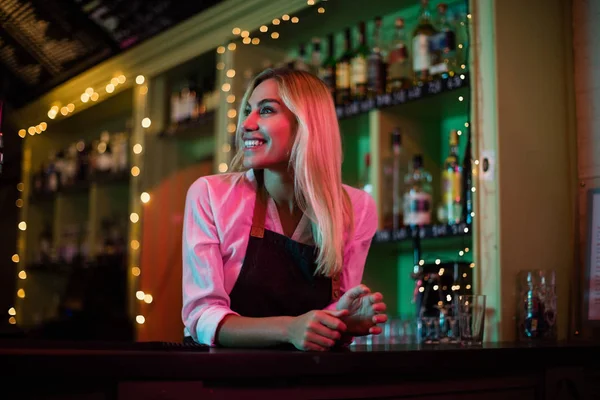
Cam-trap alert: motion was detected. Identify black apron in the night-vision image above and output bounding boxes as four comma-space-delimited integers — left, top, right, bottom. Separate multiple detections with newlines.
185, 174, 340, 344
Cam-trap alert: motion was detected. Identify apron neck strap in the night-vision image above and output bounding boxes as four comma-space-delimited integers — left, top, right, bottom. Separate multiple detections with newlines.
250, 169, 267, 238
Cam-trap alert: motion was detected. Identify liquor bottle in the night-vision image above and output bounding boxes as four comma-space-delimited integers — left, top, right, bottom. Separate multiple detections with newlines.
441, 130, 463, 224
403, 154, 433, 225
335, 28, 353, 105
429, 3, 457, 77
359, 153, 373, 196
96, 132, 113, 173
382, 129, 408, 230
350, 22, 369, 100
319, 33, 337, 98
310, 38, 322, 75
367, 16, 386, 98
387, 18, 411, 92
412, 0, 437, 83
38, 222, 53, 265
462, 129, 473, 224
293, 43, 310, 72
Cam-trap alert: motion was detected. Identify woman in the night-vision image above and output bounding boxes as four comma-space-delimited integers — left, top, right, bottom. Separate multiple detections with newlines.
182, 68, 387, 351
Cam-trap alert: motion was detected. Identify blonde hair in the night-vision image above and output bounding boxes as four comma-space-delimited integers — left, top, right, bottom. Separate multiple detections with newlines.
231, 68, 353, 277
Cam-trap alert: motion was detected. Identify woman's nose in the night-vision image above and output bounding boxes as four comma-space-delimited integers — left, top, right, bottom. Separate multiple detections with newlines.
242, 112, 259, 132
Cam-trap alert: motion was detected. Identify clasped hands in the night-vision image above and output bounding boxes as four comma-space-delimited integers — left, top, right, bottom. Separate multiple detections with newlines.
287, 284, 387, 351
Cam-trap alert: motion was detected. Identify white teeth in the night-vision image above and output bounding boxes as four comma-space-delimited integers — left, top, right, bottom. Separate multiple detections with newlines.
244, 139, 265, 148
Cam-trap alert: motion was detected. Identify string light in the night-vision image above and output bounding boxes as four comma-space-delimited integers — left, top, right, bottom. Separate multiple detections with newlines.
318, 7, 325, 13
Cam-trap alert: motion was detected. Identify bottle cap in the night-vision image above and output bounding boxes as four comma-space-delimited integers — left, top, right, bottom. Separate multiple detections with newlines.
391, 128, 402, 146
413, 154, 423, 169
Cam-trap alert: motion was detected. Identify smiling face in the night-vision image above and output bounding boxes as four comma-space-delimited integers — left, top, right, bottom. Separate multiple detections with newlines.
240, 79, 297, 171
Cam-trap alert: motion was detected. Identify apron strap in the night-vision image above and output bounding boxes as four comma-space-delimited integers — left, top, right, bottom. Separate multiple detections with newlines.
250, 171, 267, 238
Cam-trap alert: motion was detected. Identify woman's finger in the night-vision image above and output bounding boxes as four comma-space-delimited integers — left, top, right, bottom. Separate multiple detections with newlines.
372, 314, 388, 324
372, 302, 387, 313
369, 292, 384, 304
369, 326, 383, 335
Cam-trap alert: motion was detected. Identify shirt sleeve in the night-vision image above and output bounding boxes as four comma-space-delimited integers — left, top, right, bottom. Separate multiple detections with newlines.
324, 191, 378, 310
181, 178, 239, 345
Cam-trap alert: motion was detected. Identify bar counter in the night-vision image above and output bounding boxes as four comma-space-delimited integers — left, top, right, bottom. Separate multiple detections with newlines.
1, 340, 599, 399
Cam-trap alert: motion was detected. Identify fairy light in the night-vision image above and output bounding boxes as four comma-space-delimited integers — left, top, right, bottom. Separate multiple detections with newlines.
136, 315, 145, 324
218, 162, 229, 173
227, 109, 237, 118
271, 32, 280, 39
18, 222, 26, 231
282, 14, 290, 21
143, 294, 153, 304
133, 144, 143, 154
240, 30, 250, 38
307, 0, 315, 4
252, 38, 260, 45
318, 7, 325, 13
272, 18, 280, 25
18, 129, 25, 138
140, 192, 150, 203
226, 69, 236, 78
242, 37, 251, 45
131, 166, 140, 176
227, 43, 236, 51
217, 46, 226, 54
136, 291, 145, 300
130, 213, 140, 223
260, 25, 268, 32
226, 95, 235, 103
11, 254, 19, 263
222, 83, 231, 92
232, 27, 241, 35
141, 118, 151, 128
291, 17, 299, 23
132, 267, 141, 276
18, 271, 27, 280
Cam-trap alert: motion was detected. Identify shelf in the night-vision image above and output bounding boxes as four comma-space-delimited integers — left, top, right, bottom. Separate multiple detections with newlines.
158, 111, 216, 139
372, 221, 471, 244
336, 73, 470, 120
29, 172, 130, 204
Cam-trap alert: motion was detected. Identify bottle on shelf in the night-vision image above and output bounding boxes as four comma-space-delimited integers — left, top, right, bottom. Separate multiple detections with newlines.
350, 21, 369, 101
412, 0, 437, 83
293, 43, 310, 72
403, 154, 433, 226
95, 132, 113, 174
382, 128, 408, 230
462, 128, 473, 224
319, 33, 337, 98
46, 152, 59, 193
367, 16, 386, 98
38, 222, 53, 265
429, 3, 457, 77
441, 129, 463, 225
310, 38, 322, 76
387, 17, 411, 92
359, 153, 373, 196
335, 28, 353, 105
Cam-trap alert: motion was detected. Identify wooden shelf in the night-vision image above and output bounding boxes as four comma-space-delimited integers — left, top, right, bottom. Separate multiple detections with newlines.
336, 73, 470, 120
158, 111, 216, 139
372, 222, 471, 244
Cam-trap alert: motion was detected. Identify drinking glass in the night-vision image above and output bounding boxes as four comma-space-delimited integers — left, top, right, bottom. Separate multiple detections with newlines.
458, 295, 486, 345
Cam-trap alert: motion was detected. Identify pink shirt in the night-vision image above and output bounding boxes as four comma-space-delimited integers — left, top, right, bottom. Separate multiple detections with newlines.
182, 169, 378, 345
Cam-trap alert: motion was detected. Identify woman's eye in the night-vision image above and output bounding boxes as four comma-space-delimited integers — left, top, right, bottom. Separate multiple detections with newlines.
260, 107, 274, 115
243, 108, 251, 116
